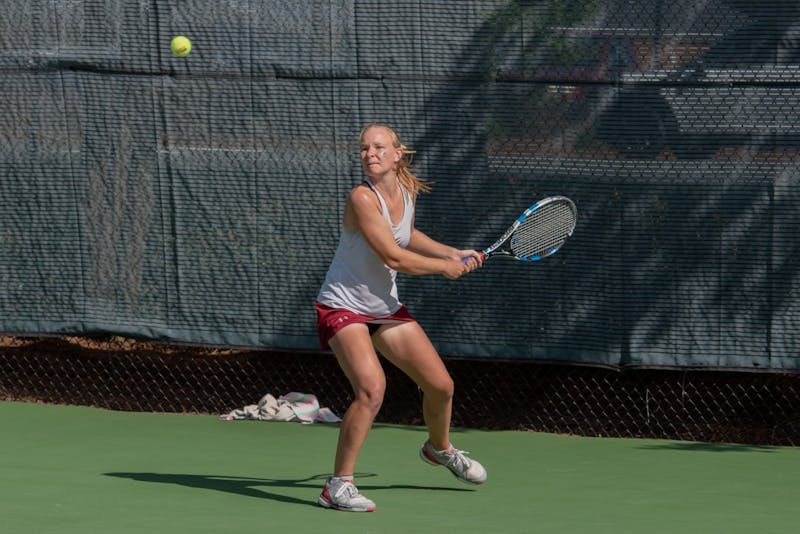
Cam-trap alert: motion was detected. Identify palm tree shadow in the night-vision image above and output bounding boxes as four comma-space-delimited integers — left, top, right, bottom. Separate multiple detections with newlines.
104, 472, 472, 508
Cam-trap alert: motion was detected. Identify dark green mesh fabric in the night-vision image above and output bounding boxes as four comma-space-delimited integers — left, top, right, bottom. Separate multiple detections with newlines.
2, 1, 799, 369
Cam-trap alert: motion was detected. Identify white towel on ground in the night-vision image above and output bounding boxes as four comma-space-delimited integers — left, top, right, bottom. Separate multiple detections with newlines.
219, 392, 341, 424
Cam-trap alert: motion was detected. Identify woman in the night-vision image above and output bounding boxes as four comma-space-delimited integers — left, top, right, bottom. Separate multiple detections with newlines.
315, 123, 487, 512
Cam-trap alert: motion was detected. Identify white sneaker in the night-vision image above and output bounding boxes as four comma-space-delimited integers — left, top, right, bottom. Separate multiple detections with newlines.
420, 441, 487, 485
318, 477, 377, 512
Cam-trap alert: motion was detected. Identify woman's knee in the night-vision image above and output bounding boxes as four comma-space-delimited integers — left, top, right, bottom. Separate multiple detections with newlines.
353, 380, 386, 413
425, 375, 454, 402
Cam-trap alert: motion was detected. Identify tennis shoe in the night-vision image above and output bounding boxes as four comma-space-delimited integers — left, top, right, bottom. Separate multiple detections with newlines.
419, 441, 487, 485
318, 477, 376, 512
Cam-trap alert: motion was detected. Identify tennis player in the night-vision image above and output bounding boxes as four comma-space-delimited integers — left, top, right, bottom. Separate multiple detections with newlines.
315, 123, 487, 512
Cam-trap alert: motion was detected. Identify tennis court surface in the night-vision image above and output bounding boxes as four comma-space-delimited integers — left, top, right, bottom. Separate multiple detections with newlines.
2, 400, 796, 533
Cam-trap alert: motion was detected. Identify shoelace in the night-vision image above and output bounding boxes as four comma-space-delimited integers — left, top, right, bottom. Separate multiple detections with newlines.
334, 481, 360, 500
443, 448, 472, 470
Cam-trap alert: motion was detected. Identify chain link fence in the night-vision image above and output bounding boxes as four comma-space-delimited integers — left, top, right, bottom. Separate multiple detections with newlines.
1, 337, 797, 446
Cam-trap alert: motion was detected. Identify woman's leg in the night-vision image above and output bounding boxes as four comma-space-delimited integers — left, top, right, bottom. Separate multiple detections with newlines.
372, 321, 454, 451
373, 320, 487, 485
328, 323, 387, 476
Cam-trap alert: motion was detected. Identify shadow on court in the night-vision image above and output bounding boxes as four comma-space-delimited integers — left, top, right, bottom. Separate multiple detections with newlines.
636, 442, 778, 453
104, 472, 472, 507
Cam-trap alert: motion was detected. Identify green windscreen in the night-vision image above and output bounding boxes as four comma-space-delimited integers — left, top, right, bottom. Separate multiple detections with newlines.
1, 0, 799, 370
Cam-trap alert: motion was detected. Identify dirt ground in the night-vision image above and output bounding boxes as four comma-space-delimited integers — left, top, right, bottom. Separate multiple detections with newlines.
0, 334, 244, 355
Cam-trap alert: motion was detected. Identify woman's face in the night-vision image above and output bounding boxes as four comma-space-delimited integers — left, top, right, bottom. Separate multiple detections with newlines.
360, 127, 401, 177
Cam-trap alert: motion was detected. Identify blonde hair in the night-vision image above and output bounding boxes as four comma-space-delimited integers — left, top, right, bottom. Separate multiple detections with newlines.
360, 123, 431, 198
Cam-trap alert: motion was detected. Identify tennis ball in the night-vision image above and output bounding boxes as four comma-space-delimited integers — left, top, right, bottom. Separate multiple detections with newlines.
170, 35, 192, 57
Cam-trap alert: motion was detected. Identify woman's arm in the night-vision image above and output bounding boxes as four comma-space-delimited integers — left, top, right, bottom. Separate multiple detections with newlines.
345, 186, 473, 279
407, 227, 482, 265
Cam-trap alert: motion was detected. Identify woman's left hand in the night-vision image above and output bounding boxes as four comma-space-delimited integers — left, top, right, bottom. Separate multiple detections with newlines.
454, 249, 484, 271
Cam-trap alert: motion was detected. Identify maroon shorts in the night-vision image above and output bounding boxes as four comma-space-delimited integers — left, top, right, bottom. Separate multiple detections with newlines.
314, 302, 416, 350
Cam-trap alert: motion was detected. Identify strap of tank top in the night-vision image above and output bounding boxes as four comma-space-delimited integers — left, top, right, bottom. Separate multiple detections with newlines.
363, 178, 392, 222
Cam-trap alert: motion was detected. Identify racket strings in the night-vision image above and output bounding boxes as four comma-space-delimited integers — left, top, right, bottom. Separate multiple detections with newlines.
511, 202, 575, 259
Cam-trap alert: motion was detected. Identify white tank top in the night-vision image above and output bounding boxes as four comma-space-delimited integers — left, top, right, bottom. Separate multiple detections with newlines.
316, 178, 414, 316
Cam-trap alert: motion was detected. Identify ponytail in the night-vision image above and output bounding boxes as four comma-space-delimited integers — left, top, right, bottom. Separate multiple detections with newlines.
396, 143, 431, 199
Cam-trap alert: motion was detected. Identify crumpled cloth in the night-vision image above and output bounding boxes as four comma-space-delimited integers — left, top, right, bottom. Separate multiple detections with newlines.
219, 392, 341, 424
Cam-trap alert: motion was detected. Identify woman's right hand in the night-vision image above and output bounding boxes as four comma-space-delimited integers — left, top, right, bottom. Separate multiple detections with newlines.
442, 258, 473, 280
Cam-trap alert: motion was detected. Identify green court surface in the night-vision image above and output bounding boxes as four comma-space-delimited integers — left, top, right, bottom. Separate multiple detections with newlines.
1, 401, 797, 534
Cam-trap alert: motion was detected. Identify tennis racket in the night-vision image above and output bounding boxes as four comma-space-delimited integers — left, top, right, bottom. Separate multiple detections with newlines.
470, 196, 577, 262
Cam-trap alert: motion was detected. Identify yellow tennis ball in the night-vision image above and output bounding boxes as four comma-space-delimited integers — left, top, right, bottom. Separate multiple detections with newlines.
170, 35, 192, 57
